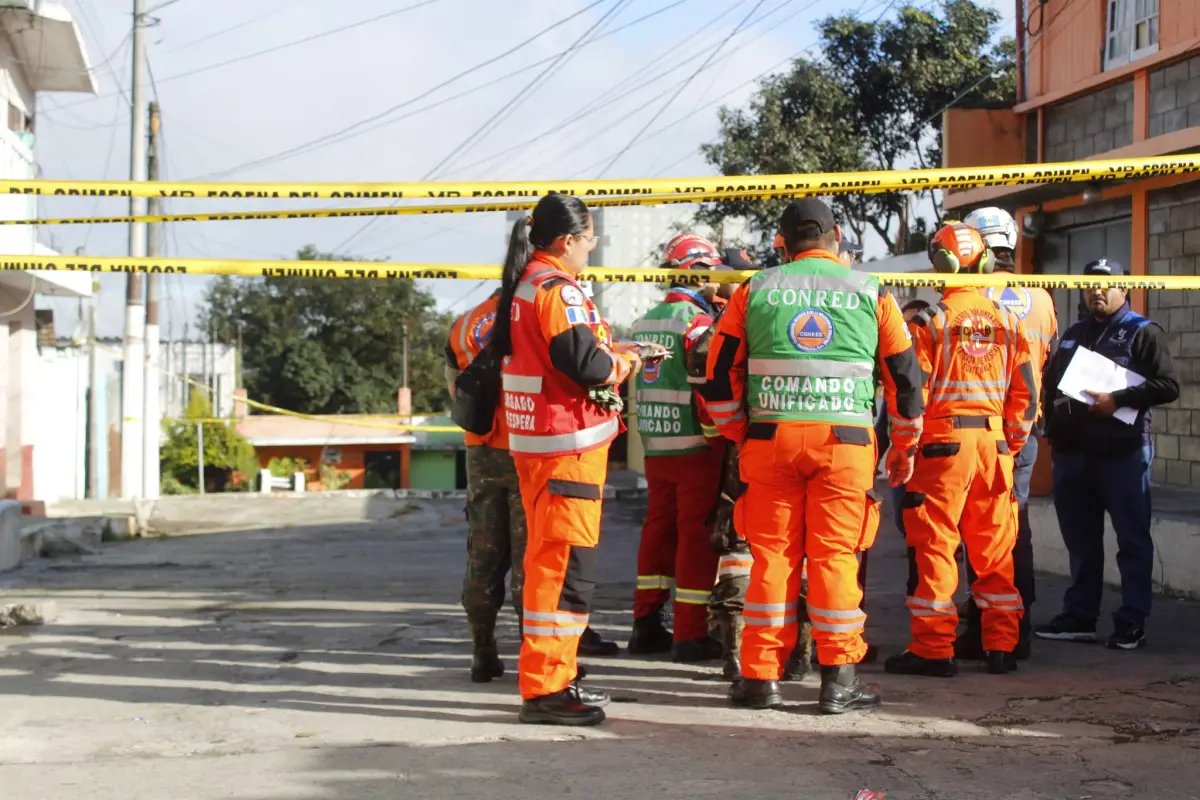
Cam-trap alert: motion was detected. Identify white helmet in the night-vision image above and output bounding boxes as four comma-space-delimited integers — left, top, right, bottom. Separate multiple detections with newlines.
963, 207, 1018, 252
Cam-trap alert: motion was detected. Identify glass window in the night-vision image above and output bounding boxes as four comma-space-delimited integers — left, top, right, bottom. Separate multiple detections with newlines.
1104, 0, 1158, 71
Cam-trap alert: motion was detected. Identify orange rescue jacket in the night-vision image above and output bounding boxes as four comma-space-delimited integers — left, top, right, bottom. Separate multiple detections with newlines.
447, 292, 507, 449
502, 253, 635, 458
910, 288, 1037, 453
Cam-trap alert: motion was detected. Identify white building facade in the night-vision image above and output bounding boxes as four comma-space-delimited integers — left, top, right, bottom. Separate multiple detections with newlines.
0, 1, 95, 503
32, 337, 237, 502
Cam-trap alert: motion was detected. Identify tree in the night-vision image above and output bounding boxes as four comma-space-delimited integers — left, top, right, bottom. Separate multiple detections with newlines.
698, 1, 1015, 256
201, 246, 455, 416
160, 392, 257, 493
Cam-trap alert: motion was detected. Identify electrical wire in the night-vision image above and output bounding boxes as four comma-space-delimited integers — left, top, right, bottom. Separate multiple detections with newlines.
446, 0, 768, 180
357, 0, 823, 260
328, 0, 635, 254
495, 0, 814, 181
159, 0, 306, 53
421, 0, 632, 182
594, 0, 769, 178
56, 0, 449, 110
188, 0, 687, 179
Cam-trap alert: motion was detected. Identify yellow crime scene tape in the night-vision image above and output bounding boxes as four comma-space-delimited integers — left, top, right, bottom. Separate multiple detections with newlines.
0, 192, 767, 227
5, 252, 1195, 289
87, 338, 464, 433
5, 154, 1199, 201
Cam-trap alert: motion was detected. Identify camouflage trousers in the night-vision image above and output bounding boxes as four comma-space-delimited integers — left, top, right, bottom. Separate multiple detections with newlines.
710, 536, 813, 677
461, 445, 527, 653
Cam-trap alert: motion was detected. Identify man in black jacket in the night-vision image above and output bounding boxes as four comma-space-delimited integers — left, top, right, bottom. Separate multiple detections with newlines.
1036, 258, 1179, 651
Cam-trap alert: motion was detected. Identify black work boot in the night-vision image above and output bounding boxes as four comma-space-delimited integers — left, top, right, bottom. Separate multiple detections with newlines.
783, 621, 814, 681
519, 685, 606, 726
729, 678, 783, 709
579, 626, 621, 657
719, 613, 744, 680
884, 650, 958, 678
627, 609, 673, 655
818, 664, 882, 715
673, 636, 723, 663
571, 679, 611, 707
986, 650, 1018, 674
468, 624, 504, 683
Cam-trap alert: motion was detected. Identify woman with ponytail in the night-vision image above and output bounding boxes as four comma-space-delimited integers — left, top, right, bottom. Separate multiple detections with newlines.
500, 194, 642, 727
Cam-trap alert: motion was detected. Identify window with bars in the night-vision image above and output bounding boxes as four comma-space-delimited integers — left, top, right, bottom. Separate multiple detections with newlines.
1104, 0, 1159, 70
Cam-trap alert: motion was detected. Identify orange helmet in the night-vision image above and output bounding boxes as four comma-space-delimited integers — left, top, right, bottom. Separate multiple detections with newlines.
928, 222, 995, 274
661, 233, 723, 270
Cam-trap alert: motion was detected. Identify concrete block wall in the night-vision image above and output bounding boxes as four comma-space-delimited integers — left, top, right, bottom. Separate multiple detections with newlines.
1044, 81, 1134, 162
1147, 180, 1200, 486
1148, 54, 1200, 138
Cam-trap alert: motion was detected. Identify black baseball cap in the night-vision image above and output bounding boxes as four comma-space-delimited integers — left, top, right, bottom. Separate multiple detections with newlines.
779, 198, 837, 240
1083, 258, 1124, 276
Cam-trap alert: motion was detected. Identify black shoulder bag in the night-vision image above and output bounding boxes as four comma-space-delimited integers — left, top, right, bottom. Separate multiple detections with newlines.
450, 342, 503, 436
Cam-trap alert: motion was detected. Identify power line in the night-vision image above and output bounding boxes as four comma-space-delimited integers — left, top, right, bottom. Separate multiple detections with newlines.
448, 0, 762, 180
569, 0, 893, 176
56, 0, 448, 110
595, 0, 768, 177
422, 0, 633, 180
331, 0, 633, 255
188, 0, 684, 179
159, 0, 304, 53
492, 0, 812, 182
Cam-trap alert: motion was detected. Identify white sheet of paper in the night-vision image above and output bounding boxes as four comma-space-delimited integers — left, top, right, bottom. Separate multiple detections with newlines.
1057, 345, 1146, 425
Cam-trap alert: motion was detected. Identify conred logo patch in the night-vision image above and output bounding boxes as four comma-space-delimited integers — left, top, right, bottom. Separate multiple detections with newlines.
642, 359, 661, 384
788, 309, 834, 353
471, 311, 496, 350
987, 286, 1033, 319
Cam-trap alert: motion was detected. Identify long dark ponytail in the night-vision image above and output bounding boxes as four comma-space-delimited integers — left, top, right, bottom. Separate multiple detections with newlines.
493, 193, 592, 356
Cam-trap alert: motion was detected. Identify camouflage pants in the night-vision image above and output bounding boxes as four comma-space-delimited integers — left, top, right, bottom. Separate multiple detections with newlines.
461, 445, 527, 652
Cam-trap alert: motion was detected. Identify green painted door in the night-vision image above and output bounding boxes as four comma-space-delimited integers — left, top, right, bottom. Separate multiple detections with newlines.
408, 450, 459, 491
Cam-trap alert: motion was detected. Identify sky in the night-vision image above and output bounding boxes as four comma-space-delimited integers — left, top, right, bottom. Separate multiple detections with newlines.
33, 0, 1012, 341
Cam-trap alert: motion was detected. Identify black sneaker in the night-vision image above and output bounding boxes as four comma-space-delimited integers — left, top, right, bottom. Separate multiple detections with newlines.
1107, 625, 1146, 651
1033, 615, 1097, 642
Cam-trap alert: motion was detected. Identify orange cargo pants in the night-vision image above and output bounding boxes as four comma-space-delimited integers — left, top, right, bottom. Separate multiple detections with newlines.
901, 416, 1023, 659
735, 422, 881, 677
514, 447, 608, 701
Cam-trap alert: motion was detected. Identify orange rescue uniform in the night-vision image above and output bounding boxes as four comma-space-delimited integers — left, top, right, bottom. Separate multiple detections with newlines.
902, 290, 1037, 658
706, 250, 924, 674
502, 253, 636, 701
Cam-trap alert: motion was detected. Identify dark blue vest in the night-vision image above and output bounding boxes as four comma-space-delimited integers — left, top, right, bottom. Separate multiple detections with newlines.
1046, 305, 1154, 453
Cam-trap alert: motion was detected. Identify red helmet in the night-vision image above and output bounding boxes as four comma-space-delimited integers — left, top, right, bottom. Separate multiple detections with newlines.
661, 233, 722, 270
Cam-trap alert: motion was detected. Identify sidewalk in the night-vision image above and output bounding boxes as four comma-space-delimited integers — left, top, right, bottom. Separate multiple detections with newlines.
1, 494, 1198, 799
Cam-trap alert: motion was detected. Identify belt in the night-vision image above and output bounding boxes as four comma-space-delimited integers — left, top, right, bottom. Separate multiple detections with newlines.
941, 415, 1001, 430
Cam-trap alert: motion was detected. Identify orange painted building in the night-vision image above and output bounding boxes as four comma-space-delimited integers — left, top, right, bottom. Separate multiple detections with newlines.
943, 0, 1200, 488
232, 390, 466, 492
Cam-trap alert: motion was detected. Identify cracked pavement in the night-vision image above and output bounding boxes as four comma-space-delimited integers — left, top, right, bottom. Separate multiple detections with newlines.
1, 493, 1199, 799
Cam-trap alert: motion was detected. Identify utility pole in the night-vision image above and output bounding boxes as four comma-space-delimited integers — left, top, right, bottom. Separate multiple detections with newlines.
120, 0, 149, 499
87, 274, 101, 499
143, 101, 162, 499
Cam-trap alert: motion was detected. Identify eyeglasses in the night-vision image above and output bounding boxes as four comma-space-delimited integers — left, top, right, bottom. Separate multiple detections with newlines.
575, 233, 599, 246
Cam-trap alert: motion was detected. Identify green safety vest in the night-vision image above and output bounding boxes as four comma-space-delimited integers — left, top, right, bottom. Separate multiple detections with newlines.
744, 258, 879, 425
632, 300, 708, 455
